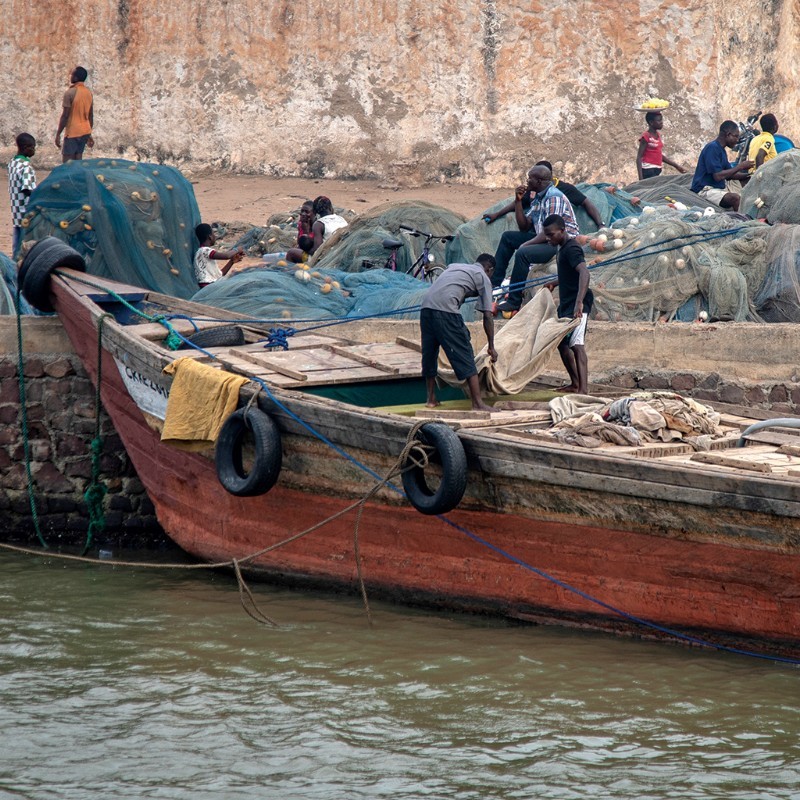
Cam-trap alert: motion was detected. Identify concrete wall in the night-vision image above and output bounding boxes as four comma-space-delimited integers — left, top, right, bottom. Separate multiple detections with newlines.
0, 1, 796, 185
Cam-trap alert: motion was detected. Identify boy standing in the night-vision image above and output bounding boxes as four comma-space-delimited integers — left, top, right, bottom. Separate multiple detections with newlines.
8, 133, 36, 257
194, 223, 244, 288
747, 114, 779, 171
543, 214, 593, 394
55, 66, 94, 162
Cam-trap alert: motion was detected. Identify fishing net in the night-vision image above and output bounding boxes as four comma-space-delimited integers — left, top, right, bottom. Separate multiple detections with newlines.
623, 174, 716, 210
446, 184, 641, 266
194, 263, 482, 323
582, 209, 772, 323
21, 158, 202, 298
0, 252, 38, 315
309, 201, 466, 273
740, 150, 800, 223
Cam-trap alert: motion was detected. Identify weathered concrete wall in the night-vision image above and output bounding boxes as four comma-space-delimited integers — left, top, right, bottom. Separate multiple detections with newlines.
0, 1, 796, 185
0, 318, 166, 547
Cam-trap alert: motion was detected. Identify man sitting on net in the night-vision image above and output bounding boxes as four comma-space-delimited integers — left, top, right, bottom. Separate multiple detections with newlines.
690, 121, 754, 212
485, 161, 603, 229
492, 164, 580, 314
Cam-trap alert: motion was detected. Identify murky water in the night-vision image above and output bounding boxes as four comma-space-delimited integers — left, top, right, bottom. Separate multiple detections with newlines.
1, 550, 798, 800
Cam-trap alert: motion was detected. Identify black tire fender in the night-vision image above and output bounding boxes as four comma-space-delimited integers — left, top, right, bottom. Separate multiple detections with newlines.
20, 237, 86, 312
215, 408, 282, 497
180, 324, 245, 350
401, 422, 467, 515
17, 237, 62, 287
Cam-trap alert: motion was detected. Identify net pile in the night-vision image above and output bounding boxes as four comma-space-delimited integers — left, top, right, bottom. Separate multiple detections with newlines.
21, 159, 202, 298
581, 209, 773, 322
623, 174, 716, 210
740, 150, 800, 223
0, 252, 37, 315
194, 263, 482, 323
310, 201, 466, 273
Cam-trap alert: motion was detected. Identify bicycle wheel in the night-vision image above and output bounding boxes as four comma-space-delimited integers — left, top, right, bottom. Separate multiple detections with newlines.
423, 265, 445, 284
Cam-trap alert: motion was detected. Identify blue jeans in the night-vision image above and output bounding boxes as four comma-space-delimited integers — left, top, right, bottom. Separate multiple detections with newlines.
12, 226, 22, 258
492, 230, 535, 288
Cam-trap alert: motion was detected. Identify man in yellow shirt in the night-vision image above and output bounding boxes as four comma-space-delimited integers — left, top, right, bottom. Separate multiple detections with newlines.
55, 66, 94, 163
747, 114, 779, 172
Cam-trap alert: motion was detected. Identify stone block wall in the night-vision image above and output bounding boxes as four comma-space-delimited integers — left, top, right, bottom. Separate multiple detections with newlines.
595, 367, 800, 416
0, 351, 168, 549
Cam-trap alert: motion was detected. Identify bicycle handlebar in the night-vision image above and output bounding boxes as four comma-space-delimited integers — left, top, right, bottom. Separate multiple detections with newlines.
399, 224, 454, 242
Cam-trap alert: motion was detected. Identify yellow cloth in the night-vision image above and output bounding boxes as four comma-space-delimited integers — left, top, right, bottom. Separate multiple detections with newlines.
161, 357, 249, 450
748, 132, 776, 172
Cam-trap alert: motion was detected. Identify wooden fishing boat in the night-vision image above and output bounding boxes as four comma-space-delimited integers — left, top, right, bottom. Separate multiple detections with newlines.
21, 247, 800, 659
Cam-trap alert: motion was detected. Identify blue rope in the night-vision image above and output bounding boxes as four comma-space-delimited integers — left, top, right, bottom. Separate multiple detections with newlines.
263, 327, 296, 351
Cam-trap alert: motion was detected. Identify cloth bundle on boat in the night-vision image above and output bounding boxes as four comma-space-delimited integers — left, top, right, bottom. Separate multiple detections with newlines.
548, 392, 723, 449
161, 357, 250, 450
194, 264, 482, 322
20, 159, 202, 299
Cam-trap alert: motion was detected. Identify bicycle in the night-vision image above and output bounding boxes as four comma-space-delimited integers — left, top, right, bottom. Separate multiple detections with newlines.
360, 224, 453, 283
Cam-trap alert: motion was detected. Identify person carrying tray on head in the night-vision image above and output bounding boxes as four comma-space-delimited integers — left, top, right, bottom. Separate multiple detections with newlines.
636, 111, 686, 180
691, 121, 754, 212
419, 254, 498, 412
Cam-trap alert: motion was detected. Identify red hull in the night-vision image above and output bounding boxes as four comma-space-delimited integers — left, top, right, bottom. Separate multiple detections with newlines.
52, 274, 800, 657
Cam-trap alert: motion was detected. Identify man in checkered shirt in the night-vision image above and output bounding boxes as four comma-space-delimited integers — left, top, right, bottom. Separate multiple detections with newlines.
8, 133, 36, 256
494, 164, 579, 314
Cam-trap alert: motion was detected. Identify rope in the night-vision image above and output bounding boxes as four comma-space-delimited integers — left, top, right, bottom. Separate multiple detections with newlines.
0, 420, 434, 629
14, 285, 48, 549
81, 314, 112, 555
264, 327, 296, 351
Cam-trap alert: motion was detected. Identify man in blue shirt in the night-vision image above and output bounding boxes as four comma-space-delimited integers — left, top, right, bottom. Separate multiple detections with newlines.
691, 121, 754, 212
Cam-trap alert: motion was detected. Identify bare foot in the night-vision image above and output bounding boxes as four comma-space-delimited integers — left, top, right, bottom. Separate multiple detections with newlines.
472, 403, 495, 413
426, 400, 441, 408
557, 385, 578, 393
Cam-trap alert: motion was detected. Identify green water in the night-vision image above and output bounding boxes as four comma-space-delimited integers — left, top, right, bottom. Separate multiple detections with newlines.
1, 551, 798, 799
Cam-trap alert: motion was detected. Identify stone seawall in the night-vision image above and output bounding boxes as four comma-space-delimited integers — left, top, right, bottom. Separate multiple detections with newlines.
0, 318, 167, 548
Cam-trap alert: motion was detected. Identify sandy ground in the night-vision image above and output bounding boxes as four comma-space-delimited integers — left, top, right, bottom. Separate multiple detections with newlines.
0, 170, 513, 260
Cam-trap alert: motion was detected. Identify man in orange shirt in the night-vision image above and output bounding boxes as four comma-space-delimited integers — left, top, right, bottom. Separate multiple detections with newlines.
55, 66, 94, 162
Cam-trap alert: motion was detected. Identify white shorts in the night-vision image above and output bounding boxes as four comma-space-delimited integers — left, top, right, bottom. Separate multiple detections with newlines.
698, 184, 739, 206
569, 313, 588, 347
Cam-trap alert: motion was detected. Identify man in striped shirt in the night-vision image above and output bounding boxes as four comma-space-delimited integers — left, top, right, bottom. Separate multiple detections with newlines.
495, 164, 579, 314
